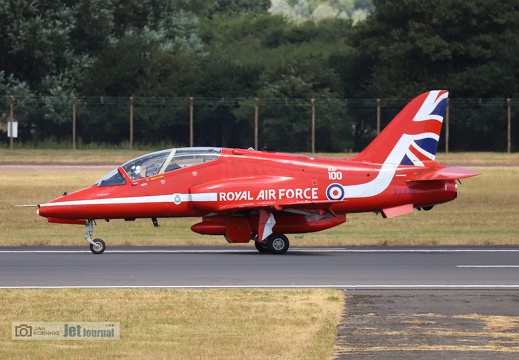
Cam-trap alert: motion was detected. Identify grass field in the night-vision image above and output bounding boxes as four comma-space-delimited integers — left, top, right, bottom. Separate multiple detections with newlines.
0, 289, 343, 359
1, 154, 517, 247
2, 148, 519, 165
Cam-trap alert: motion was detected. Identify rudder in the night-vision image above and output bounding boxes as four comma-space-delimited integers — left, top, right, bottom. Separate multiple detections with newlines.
352, 90, 449, 166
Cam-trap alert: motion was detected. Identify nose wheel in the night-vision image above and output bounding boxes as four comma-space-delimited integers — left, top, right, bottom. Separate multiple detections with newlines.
89, 238, 106, 254
85, 220, 106, 254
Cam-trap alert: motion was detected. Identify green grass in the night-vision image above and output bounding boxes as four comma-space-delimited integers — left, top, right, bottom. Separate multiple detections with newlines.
0, 289, 343, 359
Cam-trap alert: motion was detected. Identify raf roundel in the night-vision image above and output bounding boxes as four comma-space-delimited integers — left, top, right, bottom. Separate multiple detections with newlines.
326, 183, 345, 201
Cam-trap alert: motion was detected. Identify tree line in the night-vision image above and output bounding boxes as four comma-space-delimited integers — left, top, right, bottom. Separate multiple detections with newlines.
1, 0, 519, 152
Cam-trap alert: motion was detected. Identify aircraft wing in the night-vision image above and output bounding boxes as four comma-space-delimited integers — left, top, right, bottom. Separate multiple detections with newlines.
189, 176, 338, 214
407, 166, 480, 182
192, 194, 337, 214
204, 199, 338, 213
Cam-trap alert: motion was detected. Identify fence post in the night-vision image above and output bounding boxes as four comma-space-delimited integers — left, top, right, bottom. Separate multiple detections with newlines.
72, 96, 77, 150
129, 96, 134, 150
311, 99, 315, 153
254, 98, 259, 150
189, 97, 194, 147
376, 98, 381, 135
445, 98, 450, 154
9, 96, 14, 150
507, 98, 512, 154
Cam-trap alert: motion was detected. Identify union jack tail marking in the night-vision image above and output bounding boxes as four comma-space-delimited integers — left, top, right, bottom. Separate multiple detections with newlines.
352, 90, 448, 166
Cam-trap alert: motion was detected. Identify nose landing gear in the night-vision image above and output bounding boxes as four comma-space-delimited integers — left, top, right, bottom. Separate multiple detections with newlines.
84, 220, 106, 254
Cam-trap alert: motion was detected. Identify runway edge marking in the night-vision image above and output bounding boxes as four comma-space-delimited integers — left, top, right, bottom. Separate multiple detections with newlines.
2, 285, 519, 289
2, 248, 519, 254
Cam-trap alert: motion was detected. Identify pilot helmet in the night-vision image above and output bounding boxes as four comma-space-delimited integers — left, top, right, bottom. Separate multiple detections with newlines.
131, 165, 141, 176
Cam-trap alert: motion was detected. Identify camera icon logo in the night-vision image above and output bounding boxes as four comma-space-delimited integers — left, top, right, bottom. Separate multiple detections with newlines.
15, 324, 33, 338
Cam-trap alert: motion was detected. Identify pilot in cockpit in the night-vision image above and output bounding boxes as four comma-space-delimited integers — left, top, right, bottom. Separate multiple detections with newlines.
146, 163, 160, 177
129, 165, 142, 179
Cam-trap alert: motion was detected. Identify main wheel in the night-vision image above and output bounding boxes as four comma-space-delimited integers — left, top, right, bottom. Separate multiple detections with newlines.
255, 241, 270, 254
90, 238, 106, 254
267, 234, 289, 255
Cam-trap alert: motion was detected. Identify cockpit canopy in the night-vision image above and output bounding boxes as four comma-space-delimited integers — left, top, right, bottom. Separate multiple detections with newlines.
95, 147, 222, 187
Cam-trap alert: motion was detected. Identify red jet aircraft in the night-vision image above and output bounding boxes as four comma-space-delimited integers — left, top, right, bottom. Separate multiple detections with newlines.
38, 90, 479, 254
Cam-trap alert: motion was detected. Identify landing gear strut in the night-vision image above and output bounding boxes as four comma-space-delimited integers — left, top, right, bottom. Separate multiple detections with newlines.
255, 233, 290, 255
85, 219, 106, 254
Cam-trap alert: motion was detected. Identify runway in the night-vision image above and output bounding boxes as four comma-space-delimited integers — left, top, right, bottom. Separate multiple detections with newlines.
1, 246, 519, 289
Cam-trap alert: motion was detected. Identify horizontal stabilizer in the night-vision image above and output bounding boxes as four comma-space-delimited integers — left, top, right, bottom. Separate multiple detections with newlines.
408, 167, 480, 182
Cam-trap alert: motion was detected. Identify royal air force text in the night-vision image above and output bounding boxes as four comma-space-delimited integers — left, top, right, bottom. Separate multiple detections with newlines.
219, 188, 319, 201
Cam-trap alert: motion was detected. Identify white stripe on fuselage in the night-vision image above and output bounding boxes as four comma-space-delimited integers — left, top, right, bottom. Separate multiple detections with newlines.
40, 193, 217, 207
44, 132, 438, 207
342, 132, 440, 199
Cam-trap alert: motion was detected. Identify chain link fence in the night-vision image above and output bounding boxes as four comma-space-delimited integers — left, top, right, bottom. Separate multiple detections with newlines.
1, 95, 517, 152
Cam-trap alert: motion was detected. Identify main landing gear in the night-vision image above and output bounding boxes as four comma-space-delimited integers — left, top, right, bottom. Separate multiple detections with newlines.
254, 233, 290, 255
82, 219, 290, 255
85, 219, 106, 254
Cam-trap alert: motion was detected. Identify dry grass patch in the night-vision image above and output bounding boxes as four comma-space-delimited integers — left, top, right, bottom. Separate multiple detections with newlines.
1, 165, 518, 247
435, 152, 519, 165
457, 315, 519, 335
0, 289, 343, 359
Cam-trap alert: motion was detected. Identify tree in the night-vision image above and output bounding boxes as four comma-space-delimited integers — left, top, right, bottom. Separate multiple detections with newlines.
0, 0, 86, 94
353, 0, 519, 97
209, 0, 270, 15
271, 0, 373, 22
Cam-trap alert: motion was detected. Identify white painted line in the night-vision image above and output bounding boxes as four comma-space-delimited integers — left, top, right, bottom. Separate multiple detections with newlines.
0, 250, 92, 253
1, 284, 519, 289
457, 265, 519, 268
2, 248, 519, 254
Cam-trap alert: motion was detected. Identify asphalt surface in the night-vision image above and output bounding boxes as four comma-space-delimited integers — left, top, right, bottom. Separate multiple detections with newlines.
2, 246, 519, 358
1, 246, 519, 288
336, 290, 519, 359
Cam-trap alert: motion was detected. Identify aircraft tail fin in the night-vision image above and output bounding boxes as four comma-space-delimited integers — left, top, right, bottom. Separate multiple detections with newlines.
352, 90, 449, 167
